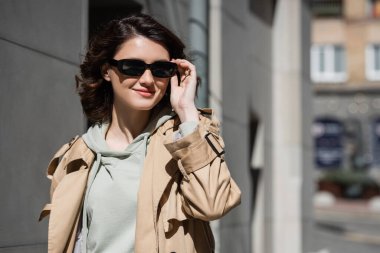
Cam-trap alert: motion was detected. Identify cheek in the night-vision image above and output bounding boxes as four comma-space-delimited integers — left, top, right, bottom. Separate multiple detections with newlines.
157, 79, 170, 93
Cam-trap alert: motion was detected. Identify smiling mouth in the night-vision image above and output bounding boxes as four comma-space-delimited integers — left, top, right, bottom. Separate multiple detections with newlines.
133, 89, 155, 97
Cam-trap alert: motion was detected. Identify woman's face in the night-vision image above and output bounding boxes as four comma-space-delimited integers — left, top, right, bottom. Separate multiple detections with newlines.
105, 36, 171, 112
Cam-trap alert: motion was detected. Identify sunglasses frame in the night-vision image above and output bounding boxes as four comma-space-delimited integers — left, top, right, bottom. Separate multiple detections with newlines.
108, 59, 178, 78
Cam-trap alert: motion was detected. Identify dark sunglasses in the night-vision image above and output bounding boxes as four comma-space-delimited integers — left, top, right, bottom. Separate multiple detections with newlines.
108, 59, 178, 78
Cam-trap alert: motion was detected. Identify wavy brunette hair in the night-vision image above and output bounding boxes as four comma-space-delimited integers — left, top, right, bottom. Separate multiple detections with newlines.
76, 14, 187, 124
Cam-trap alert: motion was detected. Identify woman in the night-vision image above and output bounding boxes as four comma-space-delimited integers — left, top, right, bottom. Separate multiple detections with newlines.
40, 13, 241, 253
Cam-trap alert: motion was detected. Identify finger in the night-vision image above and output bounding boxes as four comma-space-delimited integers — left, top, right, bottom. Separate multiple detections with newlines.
174, 60, 197, 85
177, 60, 197, 95
176, 59, 196, 73
172, 59, 196, 76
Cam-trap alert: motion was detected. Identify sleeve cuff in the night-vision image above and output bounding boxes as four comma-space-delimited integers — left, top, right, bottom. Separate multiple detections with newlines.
179, 121, 198, 137
173, 121, 198, 141
164, 128, 220, 174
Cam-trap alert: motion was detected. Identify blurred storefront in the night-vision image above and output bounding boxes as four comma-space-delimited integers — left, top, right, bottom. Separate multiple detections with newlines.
311, 0, 380, 199
310, 2, 380, 253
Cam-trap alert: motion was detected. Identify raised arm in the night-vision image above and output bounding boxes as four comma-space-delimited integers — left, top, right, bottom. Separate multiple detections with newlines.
164, 114, 241, 221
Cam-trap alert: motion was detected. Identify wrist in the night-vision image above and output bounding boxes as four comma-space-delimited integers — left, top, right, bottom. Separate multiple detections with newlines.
176, 106, 199, 123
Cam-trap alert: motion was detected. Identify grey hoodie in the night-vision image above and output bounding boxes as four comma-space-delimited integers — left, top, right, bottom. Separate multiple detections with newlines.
78, 108, 197, 253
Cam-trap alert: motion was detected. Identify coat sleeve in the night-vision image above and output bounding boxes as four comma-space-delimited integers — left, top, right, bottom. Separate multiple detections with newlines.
164, 114, 241, 221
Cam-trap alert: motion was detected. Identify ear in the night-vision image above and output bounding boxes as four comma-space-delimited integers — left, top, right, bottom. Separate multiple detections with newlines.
101, 64, 111, 81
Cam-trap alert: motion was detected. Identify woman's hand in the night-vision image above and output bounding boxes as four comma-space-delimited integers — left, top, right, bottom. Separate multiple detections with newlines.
170, 59, 199, 123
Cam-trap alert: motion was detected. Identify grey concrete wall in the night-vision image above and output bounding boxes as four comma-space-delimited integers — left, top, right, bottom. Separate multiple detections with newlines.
0, 1, 87, 252
147, 0, 191, 51
270, 1, 313, 252
246, 5, 274, 253
219, 0, 253, 252
218, 0, 313, 252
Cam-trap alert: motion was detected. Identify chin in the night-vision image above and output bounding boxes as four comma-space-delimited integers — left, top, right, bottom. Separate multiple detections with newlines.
128, 100, 162, 111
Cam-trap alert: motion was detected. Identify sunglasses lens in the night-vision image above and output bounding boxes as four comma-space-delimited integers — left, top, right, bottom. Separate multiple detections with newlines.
151, 62, 177, 78
113, 59, 177, 78
120, 60, 146, 76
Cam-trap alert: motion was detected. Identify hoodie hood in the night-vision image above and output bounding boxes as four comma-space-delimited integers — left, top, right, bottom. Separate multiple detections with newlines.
82, 106, 175, 155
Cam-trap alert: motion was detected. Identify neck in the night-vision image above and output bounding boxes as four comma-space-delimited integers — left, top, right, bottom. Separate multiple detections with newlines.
105, 102, 151, 150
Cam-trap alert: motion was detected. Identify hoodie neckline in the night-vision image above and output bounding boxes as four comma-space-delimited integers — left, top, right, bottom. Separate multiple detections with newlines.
82, 106, 175, 156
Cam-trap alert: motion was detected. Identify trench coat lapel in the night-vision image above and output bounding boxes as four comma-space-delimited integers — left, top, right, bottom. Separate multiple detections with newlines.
48, 142, 94, 253
135, 128, 176, 252
151, 121, 179, 211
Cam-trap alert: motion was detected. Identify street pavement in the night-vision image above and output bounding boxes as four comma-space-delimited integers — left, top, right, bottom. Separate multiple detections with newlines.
311, 199, 380, 253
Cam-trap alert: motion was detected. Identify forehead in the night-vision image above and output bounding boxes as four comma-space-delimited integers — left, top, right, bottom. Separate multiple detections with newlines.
114, 36, 170, 62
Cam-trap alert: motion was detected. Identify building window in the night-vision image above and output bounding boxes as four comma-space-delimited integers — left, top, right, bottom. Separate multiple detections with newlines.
366, 44, 380, 81
311, 45, 347, 83
311, 0, 343, 18
366, 0, 380, 18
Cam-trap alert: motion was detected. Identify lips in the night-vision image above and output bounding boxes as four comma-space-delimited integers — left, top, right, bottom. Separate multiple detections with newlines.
133, 88, 155, 97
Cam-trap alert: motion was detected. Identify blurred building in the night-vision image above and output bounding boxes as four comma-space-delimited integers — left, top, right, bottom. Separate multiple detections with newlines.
0, 1, 312, 253
311, 0, 380, 197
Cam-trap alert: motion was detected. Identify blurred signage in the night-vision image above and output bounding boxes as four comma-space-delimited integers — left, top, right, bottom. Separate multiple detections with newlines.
313, 118, 343, 169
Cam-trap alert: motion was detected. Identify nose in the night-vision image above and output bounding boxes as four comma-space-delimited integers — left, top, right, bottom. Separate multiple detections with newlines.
139, 69, 155, 86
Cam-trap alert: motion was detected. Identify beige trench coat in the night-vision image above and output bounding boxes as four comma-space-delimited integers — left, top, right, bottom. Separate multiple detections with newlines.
39, 109, 241, 253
